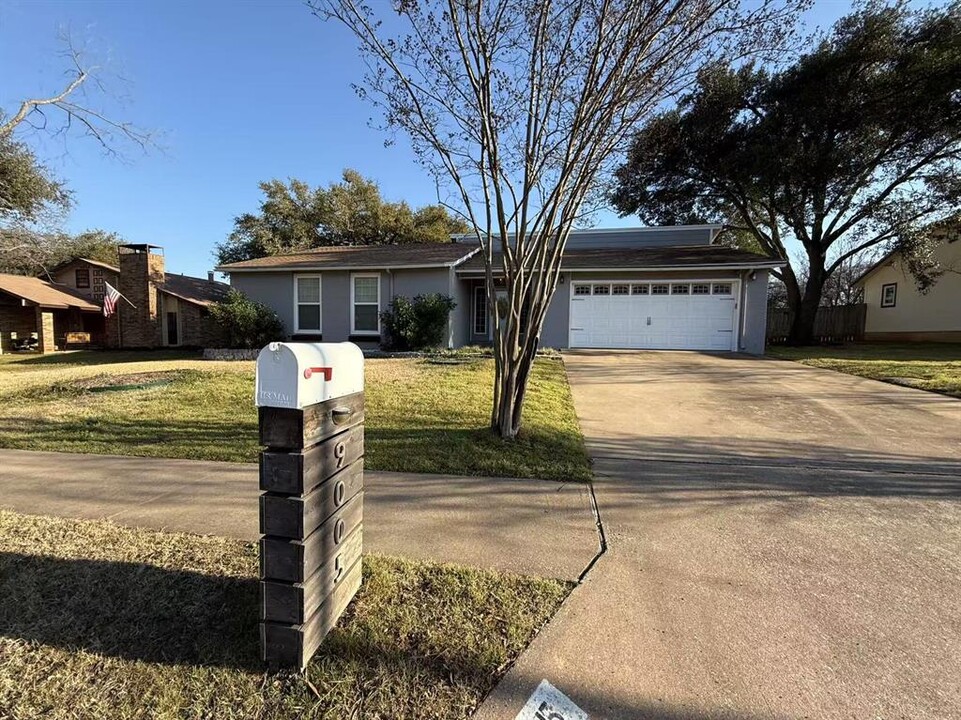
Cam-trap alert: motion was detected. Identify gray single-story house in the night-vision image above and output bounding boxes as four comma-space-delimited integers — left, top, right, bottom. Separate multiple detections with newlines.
217, 225, 782, 353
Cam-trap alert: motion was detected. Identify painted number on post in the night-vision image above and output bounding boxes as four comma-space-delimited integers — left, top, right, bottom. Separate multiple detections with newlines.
334, 441, 346, 470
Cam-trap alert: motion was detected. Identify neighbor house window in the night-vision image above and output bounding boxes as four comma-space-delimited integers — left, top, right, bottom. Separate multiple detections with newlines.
75, 268, 90, 288
473, 285, 488, 335
351, 273, 380, 334
295, 275, 322, 332
881, 283, 897, 308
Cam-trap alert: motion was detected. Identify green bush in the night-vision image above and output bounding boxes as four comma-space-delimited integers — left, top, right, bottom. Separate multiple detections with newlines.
381, 293, 456, 350
210, 289, 285, 349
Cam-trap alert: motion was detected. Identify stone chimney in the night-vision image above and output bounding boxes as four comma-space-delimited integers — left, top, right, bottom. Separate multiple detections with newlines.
118, 244, 165, 348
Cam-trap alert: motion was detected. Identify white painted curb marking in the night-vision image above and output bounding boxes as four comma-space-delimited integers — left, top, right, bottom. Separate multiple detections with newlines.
514, 679, 588, 720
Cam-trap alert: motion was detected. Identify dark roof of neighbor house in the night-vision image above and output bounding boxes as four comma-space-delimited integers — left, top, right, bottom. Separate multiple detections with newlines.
0, 273, 101, 311
456, 245, 784, 273
217, 242, 479, 272
49, 257, 121, 275
160, 274, 231, 307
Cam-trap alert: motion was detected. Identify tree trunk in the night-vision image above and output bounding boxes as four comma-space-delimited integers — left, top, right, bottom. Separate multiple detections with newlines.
787, 264, 826, 346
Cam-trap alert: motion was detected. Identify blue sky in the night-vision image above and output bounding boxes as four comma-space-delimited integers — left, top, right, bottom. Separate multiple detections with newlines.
3, 0, 851, 279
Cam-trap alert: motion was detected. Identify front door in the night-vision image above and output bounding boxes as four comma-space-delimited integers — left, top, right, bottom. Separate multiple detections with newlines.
163, 295, 181, 347
166, 312, 179, 346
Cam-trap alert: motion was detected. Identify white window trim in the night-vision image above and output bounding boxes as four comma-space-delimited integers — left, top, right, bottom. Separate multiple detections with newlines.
473, 285, 488, 336
351, 272, 381, 335
294, 274, 323, 334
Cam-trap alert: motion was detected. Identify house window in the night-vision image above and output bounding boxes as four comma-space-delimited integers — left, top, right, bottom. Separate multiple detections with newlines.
574, 284, 592, 296
612, 284, 630, 296
651, 284, 669, 295
592, 284, 610, 295
295, 275, 322, 332
473, 285, 488, 336
92, 268, 103, 279
672, 284, 690, 295
692, 283, 710, 295
712, 283, 732, 295
881, 283, 897, 308
75, 268, 90, 288
631, 284, 649, 295
351, 273, 380, 334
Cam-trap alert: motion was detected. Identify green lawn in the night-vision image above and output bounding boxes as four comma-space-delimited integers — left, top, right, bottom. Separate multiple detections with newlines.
0, 350, 590, 481
0, 510, 569, 719
768, 343, 961, 397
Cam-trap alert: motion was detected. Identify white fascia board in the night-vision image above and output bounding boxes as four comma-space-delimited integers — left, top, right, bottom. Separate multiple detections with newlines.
456, 261, 784, 275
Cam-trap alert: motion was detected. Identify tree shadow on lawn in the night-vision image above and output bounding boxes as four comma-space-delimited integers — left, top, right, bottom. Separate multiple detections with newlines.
0, 551, 262, 670
0, 551, 525, 693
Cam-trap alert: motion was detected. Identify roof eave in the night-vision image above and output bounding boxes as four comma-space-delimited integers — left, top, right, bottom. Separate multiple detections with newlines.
456, 261, 784, 274
218, 260, 474, 273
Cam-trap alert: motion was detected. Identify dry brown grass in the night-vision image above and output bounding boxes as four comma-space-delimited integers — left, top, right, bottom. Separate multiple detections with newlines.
0, 510, 570, 719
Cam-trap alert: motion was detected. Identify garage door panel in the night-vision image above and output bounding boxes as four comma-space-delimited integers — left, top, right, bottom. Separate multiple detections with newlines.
570, 279, 737, 351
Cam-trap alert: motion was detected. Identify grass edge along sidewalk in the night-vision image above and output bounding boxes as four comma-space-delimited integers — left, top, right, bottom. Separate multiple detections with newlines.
0, 509, 571, 719
768, 343, 961, 398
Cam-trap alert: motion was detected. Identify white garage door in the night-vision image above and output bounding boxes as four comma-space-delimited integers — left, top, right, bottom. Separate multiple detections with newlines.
569, 281, 738, 350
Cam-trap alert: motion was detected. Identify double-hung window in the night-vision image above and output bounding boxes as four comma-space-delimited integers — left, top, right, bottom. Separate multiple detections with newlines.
352, 273, 380, 335
295, 275, 322, 333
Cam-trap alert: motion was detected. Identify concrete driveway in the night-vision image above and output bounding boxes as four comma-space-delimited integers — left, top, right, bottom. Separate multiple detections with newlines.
479, 351, 960, 720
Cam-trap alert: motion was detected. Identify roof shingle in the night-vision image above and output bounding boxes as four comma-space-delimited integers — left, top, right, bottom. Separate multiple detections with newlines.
456, 245, 783, 272
217, 243, 478, 271
161, 274, 231, 307
0, 273, 101, 311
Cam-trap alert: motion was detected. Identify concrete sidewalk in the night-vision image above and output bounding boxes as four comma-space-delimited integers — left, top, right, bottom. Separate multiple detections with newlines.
0, 448, 598, 582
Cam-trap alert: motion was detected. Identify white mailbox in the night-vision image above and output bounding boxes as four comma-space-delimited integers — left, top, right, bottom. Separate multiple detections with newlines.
256, 342, 364, 409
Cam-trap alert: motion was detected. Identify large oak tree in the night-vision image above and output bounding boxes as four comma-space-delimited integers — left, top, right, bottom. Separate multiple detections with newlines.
612, 2, 961, 345
215, 169, 468, 264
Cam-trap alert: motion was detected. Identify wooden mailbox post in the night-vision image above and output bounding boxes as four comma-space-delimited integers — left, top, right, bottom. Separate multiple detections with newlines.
255, 342, 364, 669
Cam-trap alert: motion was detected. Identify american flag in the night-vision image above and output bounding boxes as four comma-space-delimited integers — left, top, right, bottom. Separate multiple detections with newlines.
103, 281, 122, 317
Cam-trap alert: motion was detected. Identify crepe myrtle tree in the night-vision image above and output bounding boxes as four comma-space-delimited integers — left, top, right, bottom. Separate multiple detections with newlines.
612, 2, 961, 345
315, 0, 802, 438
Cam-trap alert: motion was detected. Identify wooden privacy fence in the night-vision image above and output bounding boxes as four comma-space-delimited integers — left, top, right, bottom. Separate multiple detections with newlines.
767, 304, 866, 344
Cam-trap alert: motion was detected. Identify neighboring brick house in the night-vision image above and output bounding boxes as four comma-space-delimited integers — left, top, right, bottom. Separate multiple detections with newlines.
1, 246, 231, 353
48, 257, 120, 345
108, 244, 230, 349
0, 273, 100, 353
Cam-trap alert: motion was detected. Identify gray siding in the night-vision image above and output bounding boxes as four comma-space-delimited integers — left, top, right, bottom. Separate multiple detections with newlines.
449, 268, 470, 348
564, 226, 716, 249
540, 277, 571, 349
230, 273, 295, 337
388, 267, 451, 299
739, 269, 770, 355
